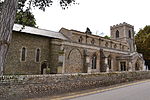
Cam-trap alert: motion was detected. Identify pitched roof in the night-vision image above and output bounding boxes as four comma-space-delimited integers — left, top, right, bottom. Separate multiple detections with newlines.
13, 24, 67, 40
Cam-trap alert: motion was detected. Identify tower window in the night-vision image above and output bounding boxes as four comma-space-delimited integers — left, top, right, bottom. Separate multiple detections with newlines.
36, 48, 40, 62
129, 30, 131, 38
21, 47, 26, 61
116, 30, 119, 38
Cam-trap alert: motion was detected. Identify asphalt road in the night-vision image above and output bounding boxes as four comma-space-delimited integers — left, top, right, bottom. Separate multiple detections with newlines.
69, 80, 150, 100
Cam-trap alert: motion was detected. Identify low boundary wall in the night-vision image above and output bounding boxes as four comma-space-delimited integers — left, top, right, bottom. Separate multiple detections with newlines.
1, 71, 150, 99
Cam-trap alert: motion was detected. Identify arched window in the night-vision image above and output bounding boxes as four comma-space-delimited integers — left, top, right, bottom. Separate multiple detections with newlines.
91, 38, 95, 44
36, 48, 40, 62
114, 44, 117, 49
78, 36, 83, 43
129, 30, 131, 38
108, 55, 112, 69
21, 47, 26, 61
92, 54, 97, 69
105, 42, 109, 47
116, 30, 119, 38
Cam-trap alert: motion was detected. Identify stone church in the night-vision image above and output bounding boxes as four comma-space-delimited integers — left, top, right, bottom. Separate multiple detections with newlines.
4, 22, 145, 75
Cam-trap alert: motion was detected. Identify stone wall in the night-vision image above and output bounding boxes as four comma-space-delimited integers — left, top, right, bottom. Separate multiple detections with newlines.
49, 39, 62, 73
4, 32, 50, 75
63, 44, 102, 73
1, 71, 150, 100
60, 28, 129, 52
64, 45, 85, 73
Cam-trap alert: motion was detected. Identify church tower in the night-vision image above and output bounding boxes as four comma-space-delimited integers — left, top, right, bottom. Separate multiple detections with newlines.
110, 22, 135, 52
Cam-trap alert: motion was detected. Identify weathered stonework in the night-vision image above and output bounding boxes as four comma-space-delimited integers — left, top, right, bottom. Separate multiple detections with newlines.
64, 47, 84, 73
3, 22, 145, 75
1, 71, 150, 99
4, 32, 50, 75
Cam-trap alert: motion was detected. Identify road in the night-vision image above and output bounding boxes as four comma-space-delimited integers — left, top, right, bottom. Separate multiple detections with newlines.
69, 80, 150, 100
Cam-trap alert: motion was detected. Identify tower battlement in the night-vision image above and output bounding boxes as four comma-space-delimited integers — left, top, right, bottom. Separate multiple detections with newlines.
110, 22, 134, 30
110, 22, 135, 52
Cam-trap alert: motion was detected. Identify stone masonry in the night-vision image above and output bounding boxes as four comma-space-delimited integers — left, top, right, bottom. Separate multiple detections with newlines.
3, 22, 145, 75
1, 71, 150, 99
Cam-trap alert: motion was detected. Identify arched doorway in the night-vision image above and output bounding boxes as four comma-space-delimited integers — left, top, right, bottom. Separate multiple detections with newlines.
41, 62, 47, 74
108, 55, 112, 70
135, 60, 140, 71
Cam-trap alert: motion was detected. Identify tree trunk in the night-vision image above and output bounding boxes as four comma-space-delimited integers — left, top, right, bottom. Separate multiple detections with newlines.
0, 0, 18, 75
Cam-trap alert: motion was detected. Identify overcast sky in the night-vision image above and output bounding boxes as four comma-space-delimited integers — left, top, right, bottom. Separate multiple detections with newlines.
33, 0, 150, 36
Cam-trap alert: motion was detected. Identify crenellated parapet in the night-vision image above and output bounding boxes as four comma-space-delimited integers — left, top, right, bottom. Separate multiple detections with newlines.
110, 22, 135, 52
110, 22, 134, 30
60, 27, 129, 52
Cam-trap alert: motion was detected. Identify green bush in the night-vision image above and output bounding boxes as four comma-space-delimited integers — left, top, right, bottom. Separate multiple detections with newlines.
46, 68, 50, 74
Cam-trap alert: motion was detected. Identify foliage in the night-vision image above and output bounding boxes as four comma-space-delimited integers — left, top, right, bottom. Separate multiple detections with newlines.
0, 0, 77, 27
18, 0, 77, 11
15, 10, 37, 27
14, 0, 36, 27
135, 25, 150, 67
60, 0, 78, 9
104, 35, 110, 39
16, 0, 77, 27
46, 68, 50, 74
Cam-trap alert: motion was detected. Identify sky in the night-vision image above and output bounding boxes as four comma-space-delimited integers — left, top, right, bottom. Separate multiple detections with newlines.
32, 0, 150, 36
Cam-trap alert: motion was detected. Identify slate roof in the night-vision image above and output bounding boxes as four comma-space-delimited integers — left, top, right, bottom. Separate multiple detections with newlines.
13, 24, 67, 40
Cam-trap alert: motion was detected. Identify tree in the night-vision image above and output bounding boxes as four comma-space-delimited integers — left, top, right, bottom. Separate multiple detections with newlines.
0, 1, 2, 12
15, 10, 37, 27
0, 0, 37, 27
0, 0, 77, 75
104, 35, 110, 39
135, 25, 150, 69
15, 0, 37, 27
